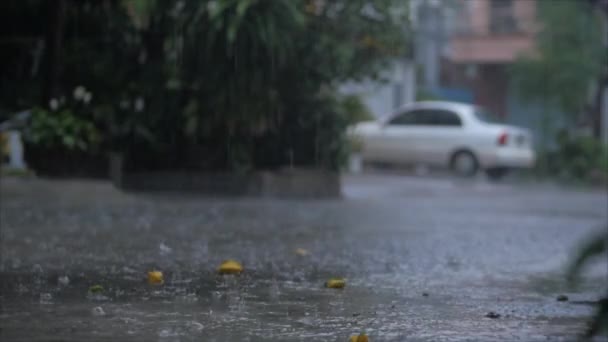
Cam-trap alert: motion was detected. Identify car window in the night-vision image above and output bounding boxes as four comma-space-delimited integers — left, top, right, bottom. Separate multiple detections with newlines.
432, 110, 462, 126
414, 110, 436, 125
388, 109, 461, 126
387, 110, 431, 125
387, 110, 417, 125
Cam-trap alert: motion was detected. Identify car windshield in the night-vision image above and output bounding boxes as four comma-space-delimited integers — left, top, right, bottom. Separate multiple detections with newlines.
474, 108, 502, 124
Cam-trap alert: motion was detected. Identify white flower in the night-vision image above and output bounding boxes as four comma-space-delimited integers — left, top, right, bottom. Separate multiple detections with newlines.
73, 86, 86, 100
83, 92, 93, 104
49, 98, 59, 111
134, 97, 145, 112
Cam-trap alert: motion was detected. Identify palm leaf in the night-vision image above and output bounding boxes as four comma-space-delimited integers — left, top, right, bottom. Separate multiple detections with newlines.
566, 228, 608, 288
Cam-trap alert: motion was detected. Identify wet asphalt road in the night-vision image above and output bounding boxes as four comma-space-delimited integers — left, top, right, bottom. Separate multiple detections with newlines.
0, 174, 606, 341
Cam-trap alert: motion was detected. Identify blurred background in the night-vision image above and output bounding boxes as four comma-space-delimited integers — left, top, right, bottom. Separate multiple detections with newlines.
0, 0, 606, 181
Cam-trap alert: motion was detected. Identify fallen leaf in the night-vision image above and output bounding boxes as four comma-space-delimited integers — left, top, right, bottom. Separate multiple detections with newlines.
294, 248, 310, 256
88, 284, 104, 293
218, 260, 243, 275
350, 333, 369, 342
148, 271, 164, 285
326, 278, 346, 289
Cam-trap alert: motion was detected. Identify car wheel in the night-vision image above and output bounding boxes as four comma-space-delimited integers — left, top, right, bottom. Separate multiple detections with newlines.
450, 151, 479, 177
485, 167, 509, 181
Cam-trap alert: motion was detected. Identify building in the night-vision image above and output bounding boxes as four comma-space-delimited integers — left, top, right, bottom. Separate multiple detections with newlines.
443, 0, 537, 119
340, 0, 445, 119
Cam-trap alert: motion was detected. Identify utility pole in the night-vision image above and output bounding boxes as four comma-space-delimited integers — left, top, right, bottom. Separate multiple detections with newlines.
589, 0, 608, 145
402, 0, 418, 105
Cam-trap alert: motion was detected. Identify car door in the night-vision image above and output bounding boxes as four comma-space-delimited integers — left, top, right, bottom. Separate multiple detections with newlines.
378, 109, 428, 165
422, 109, 465, 166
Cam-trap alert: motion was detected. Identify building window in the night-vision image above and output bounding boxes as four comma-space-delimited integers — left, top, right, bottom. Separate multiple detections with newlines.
489, 0, 517, 34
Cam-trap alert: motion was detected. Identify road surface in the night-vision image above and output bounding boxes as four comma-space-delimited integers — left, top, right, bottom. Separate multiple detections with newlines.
0, 174, 606, 341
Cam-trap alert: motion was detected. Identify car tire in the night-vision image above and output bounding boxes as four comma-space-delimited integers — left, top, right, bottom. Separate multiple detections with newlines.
485, 167, 509, 181
450, 150, 479, 177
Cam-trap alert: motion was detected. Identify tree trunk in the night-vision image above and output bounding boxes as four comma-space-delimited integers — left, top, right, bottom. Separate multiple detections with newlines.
42, 0, 67, 105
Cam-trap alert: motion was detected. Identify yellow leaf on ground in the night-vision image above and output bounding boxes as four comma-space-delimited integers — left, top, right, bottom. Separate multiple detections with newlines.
147, 271, 164, 285
217, 260, 243, 275
294, 248, 310, 256
326, 278, 346, 289
350, 333, 369, 342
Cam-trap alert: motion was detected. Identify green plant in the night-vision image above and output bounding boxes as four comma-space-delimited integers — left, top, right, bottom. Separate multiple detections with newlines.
341, 95, 373, 125
565, 229, 608, 339
511, 0, 604, 117
24, 107, 100, 152
347, 135, 364, 154
545, 132, 608, 181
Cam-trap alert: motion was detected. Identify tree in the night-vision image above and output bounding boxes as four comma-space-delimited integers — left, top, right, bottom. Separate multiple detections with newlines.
511, 0, 605, 130
120, 0, 408, 171
4, 0, 410, 174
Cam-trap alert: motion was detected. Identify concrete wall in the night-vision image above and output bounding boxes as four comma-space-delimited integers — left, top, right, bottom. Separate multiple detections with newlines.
110, 155, 341, 198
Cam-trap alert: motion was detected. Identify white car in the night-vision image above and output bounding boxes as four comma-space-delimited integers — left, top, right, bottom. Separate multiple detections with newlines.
349, 101, 535, 179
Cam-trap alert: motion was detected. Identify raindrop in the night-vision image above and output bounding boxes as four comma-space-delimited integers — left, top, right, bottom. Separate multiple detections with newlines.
11, 259, 21, 269
91, 306, 106, 316
159, 242, 173, 255
187, 321, 204, 332
17, 284, 28, 294
32, 264, 43, 274
158, 328, 175, 338
122, 266, 137, 274
87, 292, 110, 302
39, 293, 53, 304
269, 280, 280, 301
58, 276, 70, 287
211, 291, 223, 301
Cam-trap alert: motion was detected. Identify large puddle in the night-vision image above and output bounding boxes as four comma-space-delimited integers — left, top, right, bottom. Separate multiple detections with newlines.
1, 177, 606, 340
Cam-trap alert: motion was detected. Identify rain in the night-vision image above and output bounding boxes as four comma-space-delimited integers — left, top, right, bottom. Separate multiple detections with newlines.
1, 0, 608, 341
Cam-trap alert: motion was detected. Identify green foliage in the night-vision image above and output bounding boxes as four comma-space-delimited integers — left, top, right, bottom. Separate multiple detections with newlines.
4, 0, 409, 172
545, 132, 608, 181
24, 107, 100, 152
566, 230, 607, 288
510, 0, 605, 116
565, 229, 608, 339
341, 95, 373, 125
123, 0, 408, 171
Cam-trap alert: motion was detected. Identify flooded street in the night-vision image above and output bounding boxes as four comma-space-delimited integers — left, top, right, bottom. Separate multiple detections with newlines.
1, 175, 606, 341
